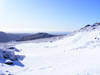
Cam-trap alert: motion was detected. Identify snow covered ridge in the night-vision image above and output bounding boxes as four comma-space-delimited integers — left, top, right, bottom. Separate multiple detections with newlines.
79, 22, 100, 31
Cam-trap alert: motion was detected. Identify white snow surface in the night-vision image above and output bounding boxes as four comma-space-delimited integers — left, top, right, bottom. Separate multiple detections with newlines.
1, 29, 100, 75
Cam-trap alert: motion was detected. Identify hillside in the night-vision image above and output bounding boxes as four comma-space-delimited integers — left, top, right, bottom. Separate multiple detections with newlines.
0, 23, 100, 75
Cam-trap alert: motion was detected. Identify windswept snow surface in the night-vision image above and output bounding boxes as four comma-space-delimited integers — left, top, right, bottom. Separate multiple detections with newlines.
1, 29, 100, 75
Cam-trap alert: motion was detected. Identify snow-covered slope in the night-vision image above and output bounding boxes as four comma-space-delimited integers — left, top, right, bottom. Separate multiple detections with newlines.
1, 23, 100, 75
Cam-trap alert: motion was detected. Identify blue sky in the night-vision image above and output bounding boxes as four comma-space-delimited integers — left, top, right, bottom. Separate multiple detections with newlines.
0, 0, 100, 32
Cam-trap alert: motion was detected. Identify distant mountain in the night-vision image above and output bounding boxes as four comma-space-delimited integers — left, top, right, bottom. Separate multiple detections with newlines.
0, 31, 66, 42
17, 32, 61, 41
0, 32, 12, 42
0, 32, 31, 42
7, 33, 32, 41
